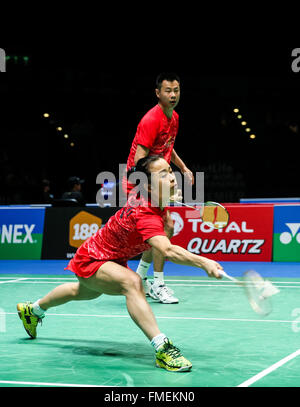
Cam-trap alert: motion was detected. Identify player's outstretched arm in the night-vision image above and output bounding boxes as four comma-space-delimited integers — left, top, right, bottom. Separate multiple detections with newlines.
148, 235, 223, 279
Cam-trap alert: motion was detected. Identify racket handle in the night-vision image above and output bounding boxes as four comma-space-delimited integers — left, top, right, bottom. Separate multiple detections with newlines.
175, 201, 195, 209
219, 270, 239, 283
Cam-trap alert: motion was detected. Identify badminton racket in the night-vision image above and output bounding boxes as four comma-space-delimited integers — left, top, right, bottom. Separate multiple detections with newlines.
219, 269, 280, 316
172, 199, 230, 230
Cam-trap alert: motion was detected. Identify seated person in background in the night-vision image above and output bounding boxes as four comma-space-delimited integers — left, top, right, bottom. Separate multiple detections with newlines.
61, 176, 85, 206
41, 179, 54, 203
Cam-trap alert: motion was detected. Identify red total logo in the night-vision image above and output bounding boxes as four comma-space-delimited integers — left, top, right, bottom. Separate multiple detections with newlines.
169, 204, 274, 261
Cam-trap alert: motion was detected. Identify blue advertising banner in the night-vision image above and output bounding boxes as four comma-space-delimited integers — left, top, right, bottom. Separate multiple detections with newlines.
273, 205, 300, 261
0, 208, 45, 259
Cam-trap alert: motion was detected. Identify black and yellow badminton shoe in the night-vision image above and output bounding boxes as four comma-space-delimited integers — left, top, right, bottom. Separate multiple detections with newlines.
155, 339, 192, 372
17, 302, 43, 339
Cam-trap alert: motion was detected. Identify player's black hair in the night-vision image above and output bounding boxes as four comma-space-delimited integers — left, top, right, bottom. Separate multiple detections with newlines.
128, 155, 162, 181
127, 155, 163, 194
155, 72, 180, 90
136, 155, 162, 177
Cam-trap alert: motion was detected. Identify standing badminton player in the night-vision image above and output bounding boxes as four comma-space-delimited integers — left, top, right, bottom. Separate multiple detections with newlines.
123, 72, 194, 304
17, 156, 223, 373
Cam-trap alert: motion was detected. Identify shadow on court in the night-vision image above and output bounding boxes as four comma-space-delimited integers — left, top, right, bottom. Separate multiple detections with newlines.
17, 336, 153, 360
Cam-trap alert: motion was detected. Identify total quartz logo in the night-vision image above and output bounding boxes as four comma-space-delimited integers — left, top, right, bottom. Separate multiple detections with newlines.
170, 212, 184, 237
169, 205, 273, 261
186, 218, 264, 255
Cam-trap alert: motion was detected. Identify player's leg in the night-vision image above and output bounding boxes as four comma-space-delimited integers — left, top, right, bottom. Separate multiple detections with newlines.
154, 212, 173, 285
38, 282, 101, 310
79, 261, 161, 340
17, 282, 101, 338
136, 211, 178, 303
150, 211, 179, 304
136, 249, 153, 296
79, 261, 192, 371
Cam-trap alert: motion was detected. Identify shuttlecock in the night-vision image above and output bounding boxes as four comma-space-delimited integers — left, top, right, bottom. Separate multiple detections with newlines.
260, 280, 280, 299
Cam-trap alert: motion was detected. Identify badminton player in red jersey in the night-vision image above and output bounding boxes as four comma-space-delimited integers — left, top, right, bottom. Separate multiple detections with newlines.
123, 72, 194, 304
17, 156, 223, 372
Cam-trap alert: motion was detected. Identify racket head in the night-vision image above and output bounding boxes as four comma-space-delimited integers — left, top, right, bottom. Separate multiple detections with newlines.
201, 201, 230, 230
242, 270, 273, 316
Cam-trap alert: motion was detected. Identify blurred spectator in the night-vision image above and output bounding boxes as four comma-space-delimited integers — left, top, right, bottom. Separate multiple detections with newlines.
190, 161, 246, 203
41, 179, 54, 203
61, 176, 85, 206
5, 172, 23, 203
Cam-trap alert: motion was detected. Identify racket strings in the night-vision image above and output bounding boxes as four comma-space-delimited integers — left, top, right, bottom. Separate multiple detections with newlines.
202, 204, 229, 229
242, 271, 279, 316
172, 201, 229, 230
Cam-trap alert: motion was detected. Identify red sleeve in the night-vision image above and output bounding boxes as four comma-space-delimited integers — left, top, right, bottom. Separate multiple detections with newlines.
136, 207, 166, 242
136, 115, 159, 149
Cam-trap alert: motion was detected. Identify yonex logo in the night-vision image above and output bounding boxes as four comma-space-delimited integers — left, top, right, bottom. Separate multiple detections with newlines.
279, 223, 300, 245
0, 224, 36, 244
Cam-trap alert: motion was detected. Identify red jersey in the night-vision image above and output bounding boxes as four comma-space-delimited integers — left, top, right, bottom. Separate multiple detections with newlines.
122, 104, 179, 194
127, 104, 179, 170
66, 192, 167, 278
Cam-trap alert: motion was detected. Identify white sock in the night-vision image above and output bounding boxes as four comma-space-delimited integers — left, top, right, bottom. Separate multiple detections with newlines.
150, 333, 168, 352
153, 271, 164, 286
136, 260, 151, 280
32, 300, 46, 318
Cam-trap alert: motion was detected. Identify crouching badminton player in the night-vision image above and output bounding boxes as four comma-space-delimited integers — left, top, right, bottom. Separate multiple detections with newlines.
17, 156, 223, 372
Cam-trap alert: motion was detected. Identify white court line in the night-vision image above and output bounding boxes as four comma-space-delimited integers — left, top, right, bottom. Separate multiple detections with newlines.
1, 276, 299, 285
166, 283, 298, 288
0, 379, 114, 387
169, 279, 300, 287
4, 312, 294, 323
0, 278, 27, 284
0, 281, 247, 287
237, 349, 300, 387
3, 281, 75, 284
167, 280, 300, 285
0, 277, 74, 280
0, 281, 296, 290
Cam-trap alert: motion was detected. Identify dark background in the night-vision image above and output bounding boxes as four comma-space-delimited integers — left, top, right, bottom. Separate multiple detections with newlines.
1, 44, 299, 204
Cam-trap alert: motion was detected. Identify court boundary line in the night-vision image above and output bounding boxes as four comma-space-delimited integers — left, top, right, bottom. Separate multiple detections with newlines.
0, 276, 298, 285
3, 283, 299, 290
0, 273, 300, 285
4, 312, 294, 323
0, 280, 297, 289
0, 379, 115, 387
0, 276, 295, 288
237, 348, 300, 387
0, 278, 27, 284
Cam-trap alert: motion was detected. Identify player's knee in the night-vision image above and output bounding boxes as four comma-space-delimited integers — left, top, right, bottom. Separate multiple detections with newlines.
70, 283, 81, 297
125, 273, 143, 294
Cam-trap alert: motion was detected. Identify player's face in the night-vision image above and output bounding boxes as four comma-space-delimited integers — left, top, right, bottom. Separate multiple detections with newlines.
148, 158, 177, 205
156, 80, 180, 109
73, 183, 81, 192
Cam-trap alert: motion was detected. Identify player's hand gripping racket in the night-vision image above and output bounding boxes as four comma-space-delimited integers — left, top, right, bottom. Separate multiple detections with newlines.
170, 197, 230, 230
219, 269, 280, 316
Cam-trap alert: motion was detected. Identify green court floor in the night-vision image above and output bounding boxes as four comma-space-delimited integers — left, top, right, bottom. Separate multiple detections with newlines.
1, 274, 300, 387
